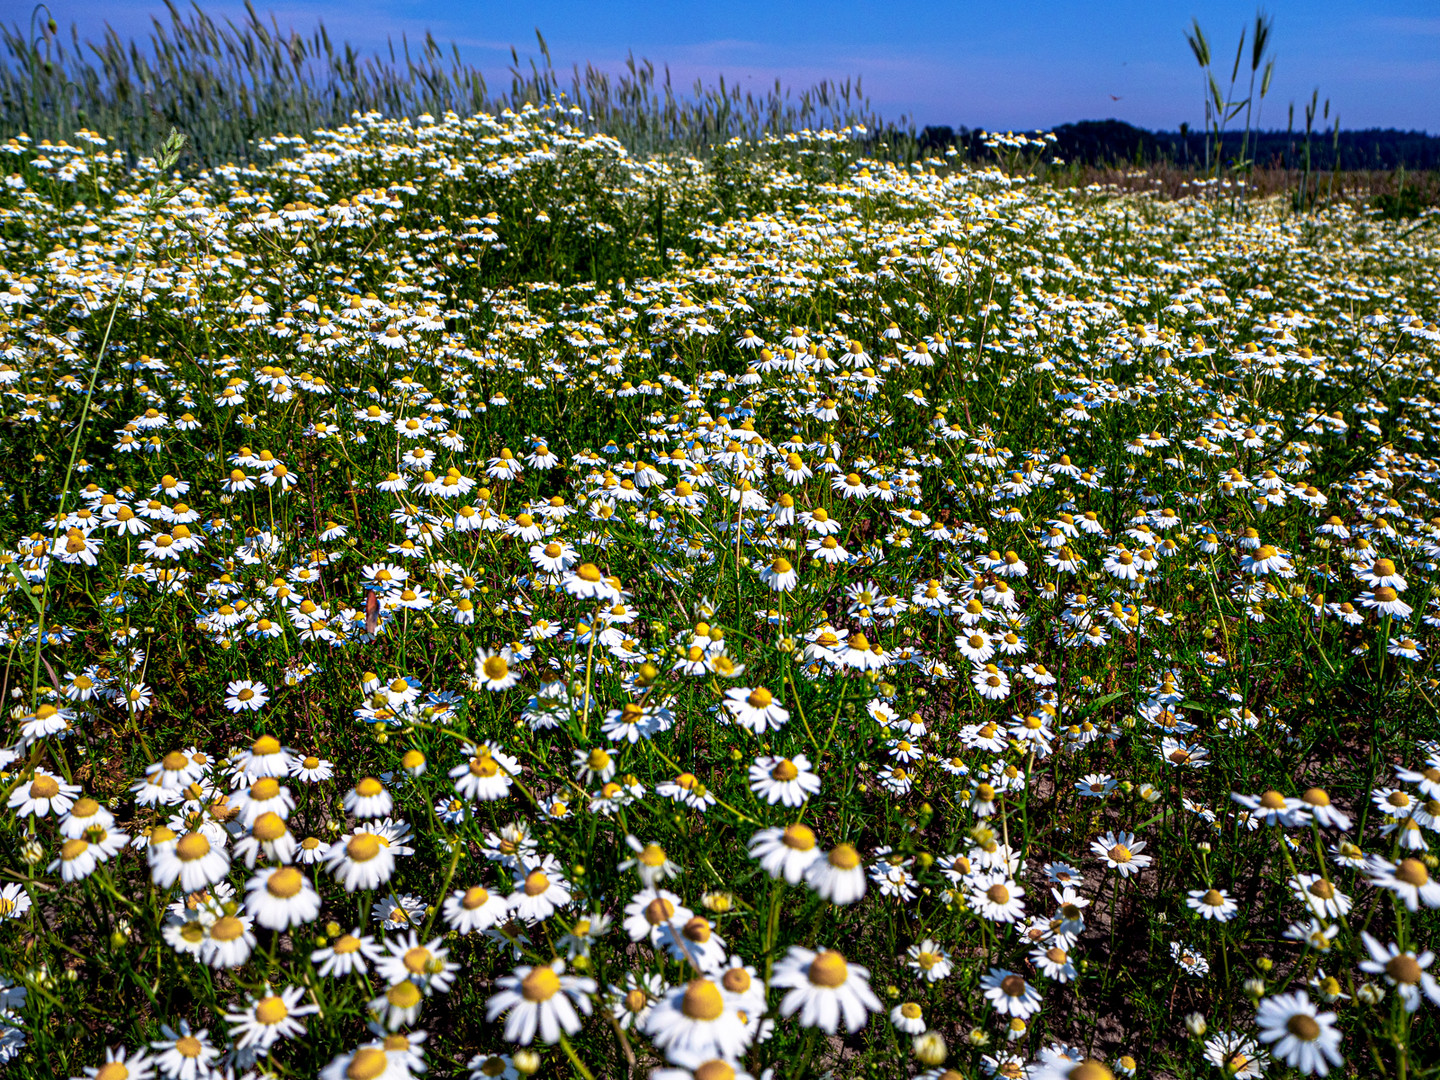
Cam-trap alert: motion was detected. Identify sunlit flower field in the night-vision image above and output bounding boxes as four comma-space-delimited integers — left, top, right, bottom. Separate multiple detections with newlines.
0, 107, 1437, 1080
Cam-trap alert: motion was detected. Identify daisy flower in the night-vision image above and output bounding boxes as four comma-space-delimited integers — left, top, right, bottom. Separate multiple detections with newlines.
474, 647, 521, 691
1255, 991, 1343, 1075
231, 735, 293, 781
200, 914, 255, 969
623, 888, 693, 944
890, 1001, 927, 1034
804, 843, 867, 904
1186, 887, 1239, 921
8, 770, 81, 818
450, 745, 519, 801
223, 679, 268, 712
344, 776, 394, 819
1090, 831, 1153, 877
770, 947, 881, 1034
643, 977, 752, 1063
376, 932, 456, 995
1368, 855, 1440, 910
1298, 786, 1351, 830
312, 929, 383, 978
244, 865, 321, 930
72, 1047, 156, 1080
980, 968, 1043, 1019
1232, 789, 1309, 827
723, 686, 789, 733
1202, 1031, 1269, 1078
971, 871, 1026, 923
443, 885, 510, 934
906, 939, 953, 982
1358, 933, 1440, 1012
563, 563, 613, 601
149, 1021, 218, 1080
0, 883, 31, 921
1031, 943, 1078, 982
618, 836, 682, 886
326, 827, 400, 892
748, 754, 821, 807
150, 831, 230, 893
371, 980, 426, 1032
225, 985, 318, 1053
485, 961, 595, 1045
748, 824, 822, 884
508, 861, 572, 921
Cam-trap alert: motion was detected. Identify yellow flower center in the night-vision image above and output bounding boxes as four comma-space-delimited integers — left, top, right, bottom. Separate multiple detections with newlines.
347, 1048, 388, 1080
522, 967, 561, 1002
680, 979, 725, 1020
808, 950, 849, 987
783, 824, 816, 851
347, 833, 381, 862
176, 832, 211, 861
266, 867, 304, 898
29, 775, 59, 799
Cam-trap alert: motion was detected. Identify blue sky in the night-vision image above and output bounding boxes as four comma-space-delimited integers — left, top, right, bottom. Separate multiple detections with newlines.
43, 1, 1440, 132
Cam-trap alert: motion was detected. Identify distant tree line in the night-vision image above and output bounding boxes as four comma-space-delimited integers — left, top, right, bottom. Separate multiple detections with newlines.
917, 119, 1440, 171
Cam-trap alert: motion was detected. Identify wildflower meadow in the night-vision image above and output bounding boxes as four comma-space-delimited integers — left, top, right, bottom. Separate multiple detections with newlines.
0, 97, 1437, 1080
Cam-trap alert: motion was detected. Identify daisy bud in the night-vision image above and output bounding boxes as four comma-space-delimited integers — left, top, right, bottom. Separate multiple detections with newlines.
913, 1030, 947, 1065
513, 1049, 541, 1074
1184, 1012, 1207, 1037
1357, 981, 1385, 1005
966, 1026, 990, 1047
1257, 957, 1273, 972
1243, 978, 1266, 999
20, 840, 42, 865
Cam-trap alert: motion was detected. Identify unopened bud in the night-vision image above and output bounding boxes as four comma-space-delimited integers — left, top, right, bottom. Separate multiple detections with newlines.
913, 1030, 947, 1066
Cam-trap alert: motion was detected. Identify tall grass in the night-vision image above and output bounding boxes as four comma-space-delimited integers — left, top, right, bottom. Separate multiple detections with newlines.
0, 1, 904, 165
